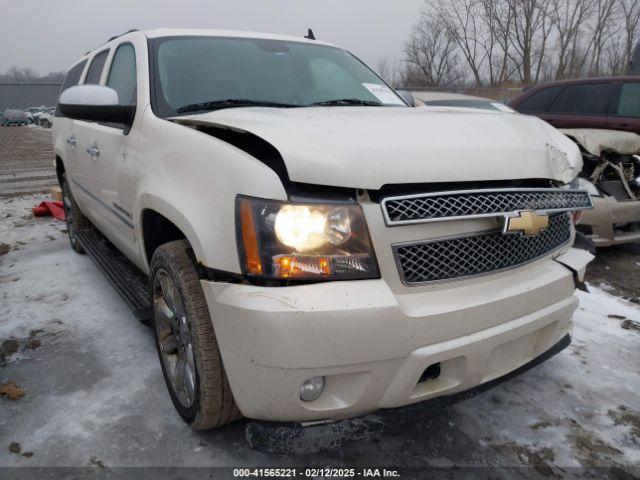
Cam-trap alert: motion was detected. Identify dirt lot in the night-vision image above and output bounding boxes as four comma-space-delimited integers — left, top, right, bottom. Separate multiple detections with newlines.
0, 126, 56, 198
0, 130, 639, 478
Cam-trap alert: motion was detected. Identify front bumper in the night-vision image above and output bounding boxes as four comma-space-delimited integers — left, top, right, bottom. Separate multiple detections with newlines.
201, 248, 592, 423
581, 196, 640, 246
246, 334, 572, 454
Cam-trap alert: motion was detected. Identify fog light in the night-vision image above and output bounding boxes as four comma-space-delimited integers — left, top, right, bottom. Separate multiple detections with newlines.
299, 376, 325, 402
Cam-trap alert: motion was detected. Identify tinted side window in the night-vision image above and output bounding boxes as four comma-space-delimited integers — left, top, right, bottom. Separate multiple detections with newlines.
106, 44, 137, 105
60, 60, 87, 91
516, 85, 563, 112
56, 60, 87, 116
84, 50, 109, 84
618, 83, 640, 117
549, 83, 615, 115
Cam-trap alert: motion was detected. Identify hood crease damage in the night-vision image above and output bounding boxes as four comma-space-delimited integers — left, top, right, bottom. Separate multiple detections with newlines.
171, 107, 582, 189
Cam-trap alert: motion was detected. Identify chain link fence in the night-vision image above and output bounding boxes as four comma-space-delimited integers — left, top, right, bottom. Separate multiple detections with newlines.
0, 83, 62, 198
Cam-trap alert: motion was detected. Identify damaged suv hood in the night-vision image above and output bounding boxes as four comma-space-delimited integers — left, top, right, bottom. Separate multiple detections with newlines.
560, 128, 640, 156
172, 107, 581, 189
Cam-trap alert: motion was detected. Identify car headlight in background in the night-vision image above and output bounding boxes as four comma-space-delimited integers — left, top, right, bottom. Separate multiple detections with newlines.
562, 176, 600, 197
577, 177, 600, 197
237, 196, 379, 281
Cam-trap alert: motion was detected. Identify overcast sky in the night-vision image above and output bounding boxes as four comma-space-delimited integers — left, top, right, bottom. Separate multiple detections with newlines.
1, 0, 424, 75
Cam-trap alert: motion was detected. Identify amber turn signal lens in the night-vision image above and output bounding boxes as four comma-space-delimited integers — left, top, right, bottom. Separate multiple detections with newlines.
273, 255, 332, 278
239, 198, 263, 275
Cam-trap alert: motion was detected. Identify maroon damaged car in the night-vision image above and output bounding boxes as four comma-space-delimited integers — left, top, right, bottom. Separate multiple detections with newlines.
512, 77, 640, 248
510, 76, 640, 134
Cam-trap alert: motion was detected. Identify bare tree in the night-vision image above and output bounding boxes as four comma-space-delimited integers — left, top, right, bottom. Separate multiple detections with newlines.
376, 58, 403, 87
2, 66, 40, 82
588, 0, 618, 75
615, 0, 640, 73
436, 0, 487, 85
481, 0, 517, 85
404, 13, 464, 86
550, 0, 594, 78
506, 0, 553, 83
402, 0, 637, 86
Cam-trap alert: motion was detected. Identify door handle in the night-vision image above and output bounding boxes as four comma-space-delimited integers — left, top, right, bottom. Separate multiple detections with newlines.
86, 145, 100, 157
66, 136, 77, 146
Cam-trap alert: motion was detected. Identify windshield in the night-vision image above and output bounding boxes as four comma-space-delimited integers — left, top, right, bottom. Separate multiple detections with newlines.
150, 36, 406, 117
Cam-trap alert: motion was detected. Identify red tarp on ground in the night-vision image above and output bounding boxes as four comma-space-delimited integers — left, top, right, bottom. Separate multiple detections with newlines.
32, 201, 65, 221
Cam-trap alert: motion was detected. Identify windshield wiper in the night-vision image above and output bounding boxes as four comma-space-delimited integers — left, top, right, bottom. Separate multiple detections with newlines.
176, 99, 299, 114
309, 98, 382, 107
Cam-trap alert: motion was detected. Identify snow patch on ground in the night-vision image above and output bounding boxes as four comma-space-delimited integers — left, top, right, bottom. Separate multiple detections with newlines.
1, 195, 639, 470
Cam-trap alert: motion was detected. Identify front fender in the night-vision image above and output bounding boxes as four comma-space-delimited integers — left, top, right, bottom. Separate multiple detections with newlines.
134, 111, 288, 274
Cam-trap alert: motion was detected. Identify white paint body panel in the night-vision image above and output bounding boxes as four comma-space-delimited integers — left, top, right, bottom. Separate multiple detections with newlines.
173, 107, 582, 189
52, 29, 592, 423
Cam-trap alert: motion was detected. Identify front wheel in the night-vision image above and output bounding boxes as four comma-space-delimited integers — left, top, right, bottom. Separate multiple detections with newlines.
61, 175, 90, 253
150, 240, 241, 429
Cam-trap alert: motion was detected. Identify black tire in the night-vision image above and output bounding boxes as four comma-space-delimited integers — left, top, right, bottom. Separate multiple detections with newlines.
150, 240, 241, 429
61, 175, 90, 253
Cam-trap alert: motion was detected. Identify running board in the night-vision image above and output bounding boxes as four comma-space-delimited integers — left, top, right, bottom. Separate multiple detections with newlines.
76, 230, 152, 324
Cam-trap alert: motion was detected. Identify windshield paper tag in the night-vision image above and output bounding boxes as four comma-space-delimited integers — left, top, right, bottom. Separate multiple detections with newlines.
490, 102, 513, 113
362, 83, 405, 105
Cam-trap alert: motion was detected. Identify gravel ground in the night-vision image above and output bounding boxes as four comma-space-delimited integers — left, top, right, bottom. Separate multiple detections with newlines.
0, 195, 639, 479
0, 127, 56, 198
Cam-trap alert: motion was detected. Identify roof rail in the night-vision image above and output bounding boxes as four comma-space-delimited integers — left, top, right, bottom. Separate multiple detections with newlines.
84, 29, 139, 55
108, 29, 139, 42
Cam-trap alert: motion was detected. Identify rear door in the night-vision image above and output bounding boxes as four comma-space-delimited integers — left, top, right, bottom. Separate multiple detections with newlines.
544, 81, 618, 129
613, 80, 640, 135
95, 42, 139, 248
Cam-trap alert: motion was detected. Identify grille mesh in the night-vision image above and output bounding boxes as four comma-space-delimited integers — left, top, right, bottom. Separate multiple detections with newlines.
395, 214, 571, 284
383, 189, 591, 224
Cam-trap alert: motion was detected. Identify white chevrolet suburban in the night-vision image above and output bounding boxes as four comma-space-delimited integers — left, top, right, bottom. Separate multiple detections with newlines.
53, 28, 594, 430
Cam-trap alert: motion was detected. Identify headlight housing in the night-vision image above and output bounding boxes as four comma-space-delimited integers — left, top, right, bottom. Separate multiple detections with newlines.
577, 177, 600, 197
236, 196, 379, 281
563, 177, 600, 197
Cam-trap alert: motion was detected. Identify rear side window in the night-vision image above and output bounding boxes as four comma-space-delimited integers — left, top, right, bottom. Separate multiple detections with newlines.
84, 50, 109, 84
60, 60, 87, 92
107, 43, 137, 105
516, 85, 563, 112
56, 60, 87, 116
618, 83, 640, 117
549, 83, 616, 115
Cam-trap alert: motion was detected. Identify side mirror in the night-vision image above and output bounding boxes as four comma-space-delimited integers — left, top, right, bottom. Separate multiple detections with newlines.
58, 85, 134, 125
397, 90, 416, 107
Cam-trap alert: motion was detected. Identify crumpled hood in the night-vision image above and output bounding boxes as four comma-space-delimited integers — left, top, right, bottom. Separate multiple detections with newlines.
172, 107, 581, 189
560, 128, 640, 156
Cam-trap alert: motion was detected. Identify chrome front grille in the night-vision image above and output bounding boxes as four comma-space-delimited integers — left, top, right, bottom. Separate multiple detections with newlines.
394, 213, 571, 285
382, 188, 592, 225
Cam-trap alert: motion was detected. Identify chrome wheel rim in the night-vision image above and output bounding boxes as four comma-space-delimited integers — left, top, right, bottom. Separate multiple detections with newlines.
153, 269, 196, 408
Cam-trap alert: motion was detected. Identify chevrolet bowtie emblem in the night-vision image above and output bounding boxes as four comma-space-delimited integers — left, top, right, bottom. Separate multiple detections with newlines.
504, 211, 549, 236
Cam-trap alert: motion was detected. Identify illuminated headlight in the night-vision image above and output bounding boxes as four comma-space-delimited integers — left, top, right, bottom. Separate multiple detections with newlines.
274, 205, 352, 251
237, 196, 379, 281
